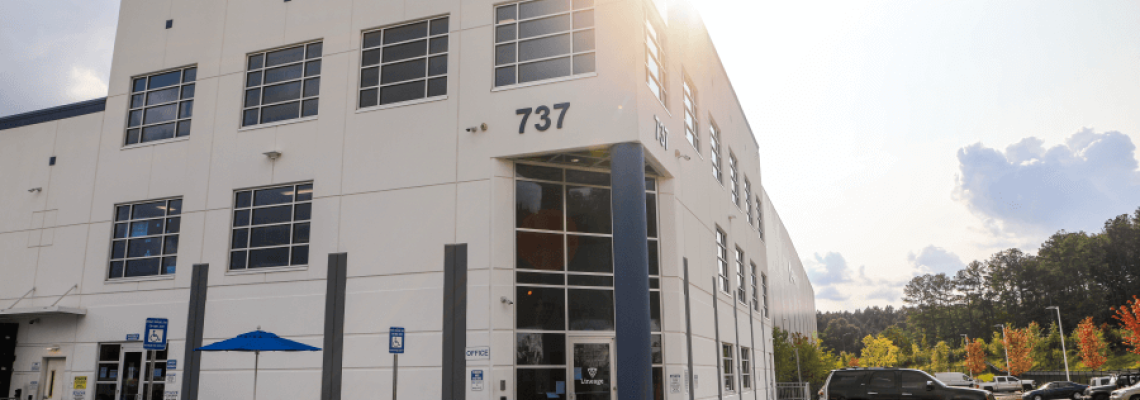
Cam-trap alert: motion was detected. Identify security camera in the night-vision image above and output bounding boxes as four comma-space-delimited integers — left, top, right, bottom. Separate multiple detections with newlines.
28, 318, 40, 325
500, 296, 514, 305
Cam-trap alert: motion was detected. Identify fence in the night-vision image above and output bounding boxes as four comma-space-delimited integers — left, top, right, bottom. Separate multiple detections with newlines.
1021, 370, 1140, 385
776, 382, 812, 400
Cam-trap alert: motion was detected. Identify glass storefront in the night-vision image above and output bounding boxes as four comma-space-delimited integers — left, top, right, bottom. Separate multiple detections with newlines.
514, 162, 662, 400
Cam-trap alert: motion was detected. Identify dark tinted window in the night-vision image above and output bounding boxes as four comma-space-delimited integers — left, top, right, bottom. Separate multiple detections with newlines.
830, 371, 869, 389
901, 371, 929, 391
516, 333, 566, 365
869, 372, 897, 390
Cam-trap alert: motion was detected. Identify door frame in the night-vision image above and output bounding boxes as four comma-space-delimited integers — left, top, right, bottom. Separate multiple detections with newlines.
36, 357, 66, 400
566, 336, 616, 400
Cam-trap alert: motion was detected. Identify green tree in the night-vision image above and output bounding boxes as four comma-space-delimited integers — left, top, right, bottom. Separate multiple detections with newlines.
930, 341, 951, 372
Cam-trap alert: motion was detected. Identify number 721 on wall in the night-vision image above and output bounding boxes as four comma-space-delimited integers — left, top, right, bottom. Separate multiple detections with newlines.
516, 103, 570, 134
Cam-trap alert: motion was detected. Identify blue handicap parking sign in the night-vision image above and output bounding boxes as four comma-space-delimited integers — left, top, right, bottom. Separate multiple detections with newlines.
389, 327, 405, 354
144, 318, 168, 350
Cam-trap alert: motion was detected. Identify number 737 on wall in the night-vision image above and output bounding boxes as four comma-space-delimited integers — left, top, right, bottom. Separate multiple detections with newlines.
516, 103, 570, 134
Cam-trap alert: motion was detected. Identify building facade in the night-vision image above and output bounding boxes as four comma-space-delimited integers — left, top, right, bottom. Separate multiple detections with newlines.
0, 0, 816, 399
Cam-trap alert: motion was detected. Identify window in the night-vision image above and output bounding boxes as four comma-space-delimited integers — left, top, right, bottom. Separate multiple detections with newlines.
683, 77, 698, 150
359, 17, 449, 109
229, 183, 313, 269
125, 66, 196, 145
750, 262, 759, 312
494, 0, 595, 87
901, 371, 930, 391
108, 199, 181, 279
757, 197, 764, 239
735, 248, 746, 304
869, 371, 897, 390
761, 273, 769, 317
722, 343, 735, 392
744, 179, 752, 225
741, 347, 752, 390
716, 228, 728, 293
729, 152, 739, 206
242, 42, 322, 127
645, 14, 666, 105
710, 122, 722, 183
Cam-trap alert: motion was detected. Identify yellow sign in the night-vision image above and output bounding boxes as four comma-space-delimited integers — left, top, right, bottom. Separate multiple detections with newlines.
74, 376, 87, 390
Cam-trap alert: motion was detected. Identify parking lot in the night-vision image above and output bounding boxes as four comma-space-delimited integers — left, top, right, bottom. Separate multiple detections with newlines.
994, 392, 1024, 400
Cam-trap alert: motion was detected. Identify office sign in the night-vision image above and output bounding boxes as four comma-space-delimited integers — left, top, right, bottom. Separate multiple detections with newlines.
465, 346, 490, 361
145, 318, 169, 350
389, 327, 404, 354
126, 334, 140, 341
167, 360, 176, 370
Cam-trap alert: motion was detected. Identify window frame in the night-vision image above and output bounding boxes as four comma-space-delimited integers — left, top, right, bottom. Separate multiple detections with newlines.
761, 272, 769, 318
683, 75, 698, 151
228, 182, 314, 271
106, 197, 182, 280
750, 262, 759, 312
722, 342, 736, 392
741, 346, 752, 390
124, 66, 197, 146
240, 41, 323, 128
493, 0, 597, 89
729, 152, 739, 206
357, 16, 450, 111
744, 178, 752, 225
645, 11, 667, 107
757, 197, 764, 240
716, 228, 729, 294
710, 120, 722, 183
735, 247, 746, 304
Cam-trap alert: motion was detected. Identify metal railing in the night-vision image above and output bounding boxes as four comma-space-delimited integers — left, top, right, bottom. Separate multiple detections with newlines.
1021, 370, 1140, 385
777, 382, 812, 400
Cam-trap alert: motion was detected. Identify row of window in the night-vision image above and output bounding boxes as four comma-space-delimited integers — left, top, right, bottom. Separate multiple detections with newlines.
717, 228, 769, 317
109, 183, 312, 279
124, 0, 598, 146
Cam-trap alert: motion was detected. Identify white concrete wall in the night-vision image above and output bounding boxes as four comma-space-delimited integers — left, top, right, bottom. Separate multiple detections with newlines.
0, 0, 816, 399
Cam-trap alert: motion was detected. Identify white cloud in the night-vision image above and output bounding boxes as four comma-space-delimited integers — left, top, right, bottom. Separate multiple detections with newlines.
67, 66, 108, 101
954, 128, 1140, 240
906, 245, 965, 275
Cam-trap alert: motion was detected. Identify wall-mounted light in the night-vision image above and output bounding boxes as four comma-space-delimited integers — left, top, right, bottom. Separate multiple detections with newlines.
46, 345, 60, 352
263, 151, 282, 160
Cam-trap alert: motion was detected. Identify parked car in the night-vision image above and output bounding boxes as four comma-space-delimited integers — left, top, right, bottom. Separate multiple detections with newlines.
1023, 382, 1089, 400
1080, 377, 1118, 400
978, 376, 1037, 392
821, 367, 995, 400
936, 373, 977, 387
1108, 378, 1140, 400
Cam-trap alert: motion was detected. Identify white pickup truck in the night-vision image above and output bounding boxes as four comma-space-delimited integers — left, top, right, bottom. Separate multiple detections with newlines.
977, 376, 1036, 392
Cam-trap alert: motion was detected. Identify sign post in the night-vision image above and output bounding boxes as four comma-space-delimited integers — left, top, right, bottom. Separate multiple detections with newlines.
144, 318, 169, 350
389, 327, 404, 400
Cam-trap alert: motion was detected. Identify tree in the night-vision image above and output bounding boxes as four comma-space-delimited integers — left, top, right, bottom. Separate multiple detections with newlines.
1005, 325, 1034, 376
1075, 316, 1108, 371
930, 341, 951, 372
860, 334, 899, 367
1114, 296, 1140, 355
965, 339, 987, 376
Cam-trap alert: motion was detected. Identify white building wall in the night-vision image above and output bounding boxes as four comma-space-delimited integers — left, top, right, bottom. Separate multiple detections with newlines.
0, 0, 816, 399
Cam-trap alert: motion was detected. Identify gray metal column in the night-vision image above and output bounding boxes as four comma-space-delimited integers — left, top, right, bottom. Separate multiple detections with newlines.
611, 143, 653, 400
321, 253, 348, 400
180, 264, 209, 400
442, 244, 468, 400
683, 258, 695, 400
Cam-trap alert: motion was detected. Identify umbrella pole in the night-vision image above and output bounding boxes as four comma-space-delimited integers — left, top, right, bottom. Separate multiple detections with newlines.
254, 351, 259, 400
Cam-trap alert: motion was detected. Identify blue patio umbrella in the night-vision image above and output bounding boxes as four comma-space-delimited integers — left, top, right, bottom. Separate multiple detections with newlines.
196, 327, 320, 400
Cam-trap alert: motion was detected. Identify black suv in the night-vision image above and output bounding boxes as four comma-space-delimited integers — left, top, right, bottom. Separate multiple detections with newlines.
822, 368, 995, 400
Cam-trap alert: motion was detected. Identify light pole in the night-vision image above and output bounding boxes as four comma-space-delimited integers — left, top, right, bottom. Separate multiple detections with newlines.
994, 324, 1011, 376
1046, 306, 1071, 381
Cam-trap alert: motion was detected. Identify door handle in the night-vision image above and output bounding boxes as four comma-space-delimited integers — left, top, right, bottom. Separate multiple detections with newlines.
868, 392, 879, 395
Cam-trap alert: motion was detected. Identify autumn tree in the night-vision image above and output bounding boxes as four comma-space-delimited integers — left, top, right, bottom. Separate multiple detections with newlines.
930, 341, 951, 372
1005, 326, 1034, 376
1115, 296, 1140, 355
965, 339, 987, 376
1075, 316, 1108, 371
861, 334, 900, 367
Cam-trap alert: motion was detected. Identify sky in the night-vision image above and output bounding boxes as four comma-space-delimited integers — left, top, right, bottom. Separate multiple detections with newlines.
2, 0, 1139, 313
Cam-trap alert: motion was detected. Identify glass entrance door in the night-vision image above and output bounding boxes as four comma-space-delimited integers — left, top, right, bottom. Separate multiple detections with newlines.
569, 337, 614, 400
93, 343, 167, 400
119, 351, 143, 400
